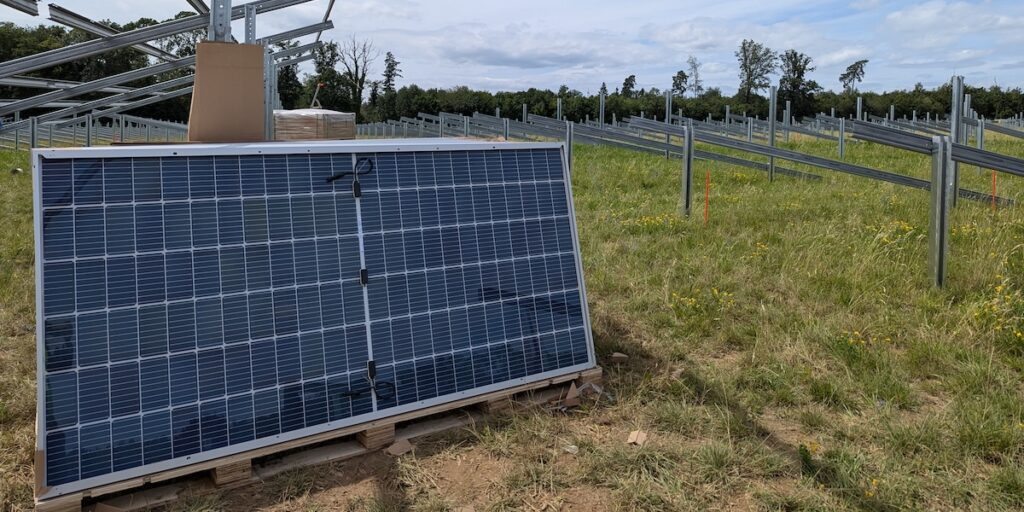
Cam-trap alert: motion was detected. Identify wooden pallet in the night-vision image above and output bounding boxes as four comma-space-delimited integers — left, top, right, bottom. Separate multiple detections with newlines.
36, 367, 602, 512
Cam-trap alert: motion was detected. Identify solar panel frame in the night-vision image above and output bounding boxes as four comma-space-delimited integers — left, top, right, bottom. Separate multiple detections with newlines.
33, 139, 595, 500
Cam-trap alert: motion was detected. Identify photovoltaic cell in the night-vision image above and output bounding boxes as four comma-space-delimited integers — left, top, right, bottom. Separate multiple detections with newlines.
35, 142, 593, 499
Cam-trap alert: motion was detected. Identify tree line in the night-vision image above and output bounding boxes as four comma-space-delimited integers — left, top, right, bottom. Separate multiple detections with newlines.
4, 21, 1024, 126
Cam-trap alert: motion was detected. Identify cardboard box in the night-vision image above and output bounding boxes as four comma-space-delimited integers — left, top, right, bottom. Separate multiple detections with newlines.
187, 42, 266, 142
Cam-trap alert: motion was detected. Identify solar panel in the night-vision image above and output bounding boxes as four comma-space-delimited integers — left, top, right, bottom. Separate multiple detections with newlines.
33, 139, 595, 499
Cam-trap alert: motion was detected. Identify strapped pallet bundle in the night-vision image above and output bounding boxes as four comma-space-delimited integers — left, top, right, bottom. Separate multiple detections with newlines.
273, 109, 356, 141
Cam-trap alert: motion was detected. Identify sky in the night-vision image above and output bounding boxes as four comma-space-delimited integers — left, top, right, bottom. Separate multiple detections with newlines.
5, 0, 1024, 95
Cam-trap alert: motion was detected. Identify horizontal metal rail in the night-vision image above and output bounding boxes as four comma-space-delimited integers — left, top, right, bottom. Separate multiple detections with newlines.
633, 117, 1011, 205
67, 86, 195, 122
8, 75, 194, 130
2, 20, 329, 128
0, 75, 136, 94
523, 113, 818, 180
851, 120, 1024, 177
0, 56, 194, 117
48, 4, 181, 63
0, 0, 37, 15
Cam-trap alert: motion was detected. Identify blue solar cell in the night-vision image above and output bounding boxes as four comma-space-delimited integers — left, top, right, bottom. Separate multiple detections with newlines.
214, 156, 241, 198
219, 247, 247, 293
216, 200, 244, 245
191, 201, 220, 248
197, 348, 226, 400
136, 252, 165, 303
193, 249, 221, 298
111, 416, 142, 472
200, 399, 228, 451
43, 209, 75, 260
171, 405, 201, 458
41, 159, 72, 207
139, 358, 169, 412
78, 366, 110, 423
161, 159, 189, 201
108, 308, 139, 361
37, 145, 592, 496
227, 394, 255, 445
134, 204, 164, 253
168, 353, 198, 406
105, 205, 135, 255
132, 159, 162, 202
142, 410, 172, 464
195, 297, 224, 348
73, 159, 103, 205
253, 388, 280, 439
110, 361, 140, 417
224, 343, 252, 395
165, 252, 194, 301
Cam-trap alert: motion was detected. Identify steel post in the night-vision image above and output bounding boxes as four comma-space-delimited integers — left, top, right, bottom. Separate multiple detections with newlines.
839, 118, 846, 159
264, 47, 274, 140
665, 91, 673, 125
682, 123, 694, 216
48, 123, 53, 147
889, 104, 895, 122
503, 118, 509, 141
856, 96, 863, 121
522, 103, 528, 123
209, 0, 233, 41
962, 94, 972, 143
556, 98, 562, 121
244, 3, 257, 43
929, 136, 954, 288
118, 114, 126, 142
747, 118, 753, 142
85, 114, 93, 146
950, 76, 963, 206
565, 120, 574, 174
463, 116, 469, 137
784, 100, 791, 142
725, 105, 731, 127
599, 92, 605, 127
30, 116, 38, 148
768, 86, 777, 182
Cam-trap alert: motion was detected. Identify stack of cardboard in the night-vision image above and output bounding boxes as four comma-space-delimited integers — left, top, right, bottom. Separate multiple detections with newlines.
274, 109, 356, 141
187, 42, 266, 143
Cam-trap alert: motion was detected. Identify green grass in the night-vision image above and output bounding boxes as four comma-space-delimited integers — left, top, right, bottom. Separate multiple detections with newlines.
2, 133, 1024, 510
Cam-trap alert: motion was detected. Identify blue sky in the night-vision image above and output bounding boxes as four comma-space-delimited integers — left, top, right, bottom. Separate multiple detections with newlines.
5, 0, 1024, 94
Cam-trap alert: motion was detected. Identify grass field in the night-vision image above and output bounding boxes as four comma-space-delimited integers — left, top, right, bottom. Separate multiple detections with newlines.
2, 134, 1024, 511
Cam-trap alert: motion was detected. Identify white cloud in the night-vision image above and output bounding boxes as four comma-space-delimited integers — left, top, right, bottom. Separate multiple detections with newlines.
3, 0, 1024, 93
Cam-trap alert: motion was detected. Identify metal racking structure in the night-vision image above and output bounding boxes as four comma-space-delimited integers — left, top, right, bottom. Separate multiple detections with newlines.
0, 0, 336, 149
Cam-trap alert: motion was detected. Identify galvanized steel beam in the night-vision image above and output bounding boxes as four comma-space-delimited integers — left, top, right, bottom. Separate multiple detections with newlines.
0, 0, 37, 16
0, 0, 311, 78
48, 4, 180, 63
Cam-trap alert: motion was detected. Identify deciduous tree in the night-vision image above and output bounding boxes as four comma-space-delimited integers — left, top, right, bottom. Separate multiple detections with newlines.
735, 39, 777, 103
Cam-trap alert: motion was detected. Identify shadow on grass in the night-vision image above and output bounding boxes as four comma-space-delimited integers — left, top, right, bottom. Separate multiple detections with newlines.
673, 362, 900, 511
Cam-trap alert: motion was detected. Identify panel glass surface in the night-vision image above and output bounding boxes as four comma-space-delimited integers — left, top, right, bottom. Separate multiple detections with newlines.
36, 144, 592, 496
